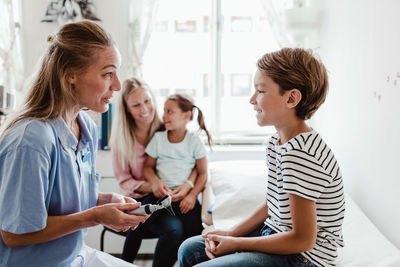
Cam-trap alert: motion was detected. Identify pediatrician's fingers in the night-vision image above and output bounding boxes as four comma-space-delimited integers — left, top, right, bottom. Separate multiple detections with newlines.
130, 225, 139, 231
122, 227, 131, 232
117, 202, 141, 211
110, 193, 125, 204
123, 196, 137, 204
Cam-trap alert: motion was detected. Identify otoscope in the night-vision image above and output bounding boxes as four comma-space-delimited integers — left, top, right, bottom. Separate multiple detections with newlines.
128, 194, 175, 216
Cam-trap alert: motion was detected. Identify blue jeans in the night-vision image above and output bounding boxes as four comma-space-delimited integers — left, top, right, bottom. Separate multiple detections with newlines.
178, 224, 316, 267
122, 193, 203, 267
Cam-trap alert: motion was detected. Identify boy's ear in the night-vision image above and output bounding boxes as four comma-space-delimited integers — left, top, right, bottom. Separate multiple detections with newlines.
286, 89, 302, 109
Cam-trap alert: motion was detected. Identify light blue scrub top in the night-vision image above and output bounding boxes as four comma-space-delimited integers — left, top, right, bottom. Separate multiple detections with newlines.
0, 111, 100, 267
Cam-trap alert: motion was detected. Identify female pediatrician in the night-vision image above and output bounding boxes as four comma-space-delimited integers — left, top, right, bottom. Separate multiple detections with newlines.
0, 21, 147, 267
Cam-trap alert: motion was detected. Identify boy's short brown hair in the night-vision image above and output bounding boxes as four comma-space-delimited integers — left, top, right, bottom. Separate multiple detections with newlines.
257, 48, 328, 120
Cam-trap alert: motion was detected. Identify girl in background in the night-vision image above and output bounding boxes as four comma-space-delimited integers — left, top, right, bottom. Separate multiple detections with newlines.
144, 94, 212, 256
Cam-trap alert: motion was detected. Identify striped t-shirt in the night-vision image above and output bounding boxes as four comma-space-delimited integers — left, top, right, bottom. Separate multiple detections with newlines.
264, 130, 345, 267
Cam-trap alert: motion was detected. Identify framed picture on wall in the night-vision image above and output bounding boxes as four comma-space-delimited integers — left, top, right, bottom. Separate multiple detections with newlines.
175, 20, 196, 32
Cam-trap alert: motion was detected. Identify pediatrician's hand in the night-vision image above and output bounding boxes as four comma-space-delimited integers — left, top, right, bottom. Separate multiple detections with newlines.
110, 192, 137, 205
108, 193, 144, 231
204, 235, 238, 258
92, 202, 148, 232
97, 192, 136, 206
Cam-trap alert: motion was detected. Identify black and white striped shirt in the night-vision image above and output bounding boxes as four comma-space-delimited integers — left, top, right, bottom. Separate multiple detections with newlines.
265, 130, 345, 267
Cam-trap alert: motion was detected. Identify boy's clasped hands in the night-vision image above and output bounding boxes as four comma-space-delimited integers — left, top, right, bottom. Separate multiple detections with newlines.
203, 229, 238, 259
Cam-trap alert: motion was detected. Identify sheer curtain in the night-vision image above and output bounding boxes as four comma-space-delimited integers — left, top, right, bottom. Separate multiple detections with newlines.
259, 0, 292, 48
128, 0, 160, 78
259, 0, 322, 49
0, 0, 23, 109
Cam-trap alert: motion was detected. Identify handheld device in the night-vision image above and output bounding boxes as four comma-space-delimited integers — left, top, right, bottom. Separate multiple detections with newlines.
128, 194, 175, 216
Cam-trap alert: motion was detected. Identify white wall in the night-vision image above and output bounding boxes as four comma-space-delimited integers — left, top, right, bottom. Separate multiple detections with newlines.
21, 0, 131, 87
313, 0, 400, 248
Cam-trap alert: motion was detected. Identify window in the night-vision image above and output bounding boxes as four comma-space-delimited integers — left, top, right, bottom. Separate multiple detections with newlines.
142, 0, 278, 140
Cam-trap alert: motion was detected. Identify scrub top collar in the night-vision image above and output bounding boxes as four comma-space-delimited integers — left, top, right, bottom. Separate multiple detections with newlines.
53, 112, 93, 152
76, 112, 93, 149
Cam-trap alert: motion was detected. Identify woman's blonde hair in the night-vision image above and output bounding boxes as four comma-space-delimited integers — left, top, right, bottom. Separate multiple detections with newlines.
110, 78, 163, 169
1, 20, 113, 137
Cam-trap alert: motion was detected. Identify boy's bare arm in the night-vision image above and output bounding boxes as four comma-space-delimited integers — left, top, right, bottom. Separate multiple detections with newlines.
205, 202, 269, 238
211, 194, 317, 256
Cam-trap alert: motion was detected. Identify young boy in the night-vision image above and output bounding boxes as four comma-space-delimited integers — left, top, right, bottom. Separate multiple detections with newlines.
178, 48, 345, 267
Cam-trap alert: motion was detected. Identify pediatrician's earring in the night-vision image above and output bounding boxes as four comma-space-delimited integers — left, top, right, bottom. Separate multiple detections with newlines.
67, 73, 76, 85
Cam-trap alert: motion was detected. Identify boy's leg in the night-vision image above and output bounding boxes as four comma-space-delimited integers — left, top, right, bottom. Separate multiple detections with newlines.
178, 225, 316, 267
178, 235, 209, 267
186, 250, 316, 267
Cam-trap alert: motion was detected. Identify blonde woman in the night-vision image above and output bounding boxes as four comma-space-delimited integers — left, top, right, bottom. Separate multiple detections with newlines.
110, 78, 163, 201
0, 21, 147, 267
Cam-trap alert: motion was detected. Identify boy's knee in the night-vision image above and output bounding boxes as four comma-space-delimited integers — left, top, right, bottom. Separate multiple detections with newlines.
178, 236, 191, 253
178, 237, 193, 266
178, 235, 203, 258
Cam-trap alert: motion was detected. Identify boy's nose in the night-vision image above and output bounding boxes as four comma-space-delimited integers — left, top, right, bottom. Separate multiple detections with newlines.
249, 92, 256, 104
